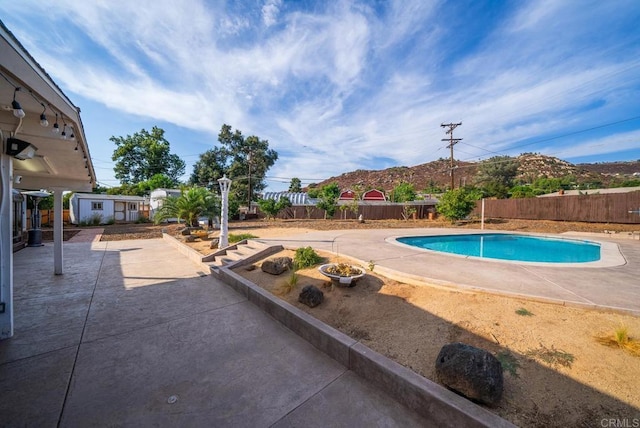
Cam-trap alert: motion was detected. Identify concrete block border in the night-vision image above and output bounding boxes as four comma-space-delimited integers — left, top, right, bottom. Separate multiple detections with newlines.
217, 266, 515, 428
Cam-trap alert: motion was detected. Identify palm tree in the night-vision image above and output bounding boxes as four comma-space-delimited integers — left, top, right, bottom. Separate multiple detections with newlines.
154, 187, 219, 227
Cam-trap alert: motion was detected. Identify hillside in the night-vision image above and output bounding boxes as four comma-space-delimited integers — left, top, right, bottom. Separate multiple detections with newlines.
309, 155, 640, 192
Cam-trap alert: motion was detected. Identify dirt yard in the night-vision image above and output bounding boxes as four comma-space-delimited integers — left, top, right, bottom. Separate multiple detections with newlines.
100, 218, 640, 427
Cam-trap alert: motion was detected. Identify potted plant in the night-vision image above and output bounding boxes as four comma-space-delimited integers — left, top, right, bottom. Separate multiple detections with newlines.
318, 263, 365, 287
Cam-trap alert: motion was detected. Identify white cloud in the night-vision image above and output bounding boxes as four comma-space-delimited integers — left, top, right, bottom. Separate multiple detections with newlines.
262, 0, 282, 27
2, 0, 639, 191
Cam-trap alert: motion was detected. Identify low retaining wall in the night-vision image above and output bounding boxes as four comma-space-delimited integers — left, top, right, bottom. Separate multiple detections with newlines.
217, 267, 514, 427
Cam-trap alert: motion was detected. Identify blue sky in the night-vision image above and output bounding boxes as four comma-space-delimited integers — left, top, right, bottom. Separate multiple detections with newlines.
2, 0, 639, 191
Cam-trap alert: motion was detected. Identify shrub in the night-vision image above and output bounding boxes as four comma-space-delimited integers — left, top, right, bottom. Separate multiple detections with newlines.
595, 324, 640, 357
278, 269, 299, 295
294, 246, 322, 269
515, 308, 534, 316
436, 188, 481, 222
228, 233, 258, 243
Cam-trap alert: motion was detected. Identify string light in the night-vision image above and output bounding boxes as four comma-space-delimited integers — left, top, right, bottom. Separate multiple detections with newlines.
52, 113, 60, 134
39, 104, 48, 127
11, 87, 25, 118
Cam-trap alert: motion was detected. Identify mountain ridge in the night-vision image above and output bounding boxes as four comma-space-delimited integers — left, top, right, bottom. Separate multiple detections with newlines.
307, 155, 640, 192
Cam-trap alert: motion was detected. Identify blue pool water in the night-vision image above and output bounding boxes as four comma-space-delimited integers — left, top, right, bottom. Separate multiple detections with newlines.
396, 234, 601, 263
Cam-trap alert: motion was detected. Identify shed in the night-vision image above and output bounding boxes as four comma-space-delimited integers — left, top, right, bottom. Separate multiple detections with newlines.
70, 193, 148, 224
149, 188, 182, 220
362, 189, 386, 201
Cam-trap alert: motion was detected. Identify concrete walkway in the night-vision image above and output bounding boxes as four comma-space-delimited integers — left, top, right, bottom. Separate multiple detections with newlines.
257, 228, 640, 315
1, 238, 431, 427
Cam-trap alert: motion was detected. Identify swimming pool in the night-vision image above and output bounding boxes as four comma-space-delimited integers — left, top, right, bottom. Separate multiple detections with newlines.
396, 233, 601, 263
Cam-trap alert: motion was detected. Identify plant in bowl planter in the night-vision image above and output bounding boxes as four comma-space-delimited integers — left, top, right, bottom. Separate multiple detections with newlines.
318, 263, 365, 287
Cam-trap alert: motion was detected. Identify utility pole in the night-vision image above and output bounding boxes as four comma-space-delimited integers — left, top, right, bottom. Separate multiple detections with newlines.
441, 122, 462, 190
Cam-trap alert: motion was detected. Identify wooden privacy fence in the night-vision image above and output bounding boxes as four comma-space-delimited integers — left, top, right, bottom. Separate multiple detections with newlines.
474, 192, 640, 224
25, 209, 71, 229
268, 203, 436, 221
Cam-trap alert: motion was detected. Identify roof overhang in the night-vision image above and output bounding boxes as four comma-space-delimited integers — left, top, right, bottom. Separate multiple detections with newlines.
0, 20, 94, 192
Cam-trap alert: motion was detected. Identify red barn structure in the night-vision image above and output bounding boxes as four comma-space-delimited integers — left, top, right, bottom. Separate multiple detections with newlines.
362, 189, 386, 201
339, 190, 357, 200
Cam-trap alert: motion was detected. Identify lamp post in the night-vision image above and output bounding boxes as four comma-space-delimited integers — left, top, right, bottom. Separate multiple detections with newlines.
247, 151, 252, 215
218, 175, 232, 249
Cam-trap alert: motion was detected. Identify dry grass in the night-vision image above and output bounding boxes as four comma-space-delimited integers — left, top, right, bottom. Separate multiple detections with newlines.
595, 324, 640, 357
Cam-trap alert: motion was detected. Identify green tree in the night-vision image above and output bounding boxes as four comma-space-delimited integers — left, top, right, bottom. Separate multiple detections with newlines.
391, 182, 416, 202
289, 177, 302, 192
190, 124, 278, 204
137, 174, 176, 194
476, 156, 519, 199
307, 185, 320, 198
509, 185, 540, 198
111, 126, 185, 184
153, 186, 217, 227
189, 148, 227, 190
257, 196, 292, 219
316, 182, 340, 219
436, 188, 481, 222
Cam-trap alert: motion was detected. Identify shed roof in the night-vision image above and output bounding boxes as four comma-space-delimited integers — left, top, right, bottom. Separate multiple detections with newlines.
262, 192, 310, 205
71, 193, 147, 201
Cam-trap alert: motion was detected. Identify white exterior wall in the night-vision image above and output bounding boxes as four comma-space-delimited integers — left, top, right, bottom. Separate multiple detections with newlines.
77, 198, 115, 224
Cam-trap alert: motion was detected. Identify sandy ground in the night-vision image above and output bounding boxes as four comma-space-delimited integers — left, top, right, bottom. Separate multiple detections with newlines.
104, 220, 640, 426
234, 248, 640, 427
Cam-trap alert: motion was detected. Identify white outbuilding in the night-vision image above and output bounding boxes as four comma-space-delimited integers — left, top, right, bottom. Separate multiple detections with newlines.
69, 193, 148, 224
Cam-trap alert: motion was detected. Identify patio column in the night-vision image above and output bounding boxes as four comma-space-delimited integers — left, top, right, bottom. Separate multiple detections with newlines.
0, 153, 14, 339
52, 188, 64, 275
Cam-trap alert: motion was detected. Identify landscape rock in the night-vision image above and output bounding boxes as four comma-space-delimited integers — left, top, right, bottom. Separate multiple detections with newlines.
261, 257, 293, 275
184, 235, 196, 242
298, 285, 324, 307
180, 227, 191, 236
209, 238, 219, 249
435, 342, 503, 406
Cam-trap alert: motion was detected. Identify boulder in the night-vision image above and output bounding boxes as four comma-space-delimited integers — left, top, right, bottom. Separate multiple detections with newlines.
435, 343, 503, 406
261, 257, 293, 275
184, 235, 196, 242
209, 238, 219, 249
298, 285, 324, 308
180, 227, 191, 236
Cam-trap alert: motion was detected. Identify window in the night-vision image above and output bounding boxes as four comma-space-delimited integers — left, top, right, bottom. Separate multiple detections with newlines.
128, 203, 138, 211
91, 201, 103, 210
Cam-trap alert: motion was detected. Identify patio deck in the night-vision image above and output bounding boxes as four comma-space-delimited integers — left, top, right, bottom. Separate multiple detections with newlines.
1, 238, 433, 427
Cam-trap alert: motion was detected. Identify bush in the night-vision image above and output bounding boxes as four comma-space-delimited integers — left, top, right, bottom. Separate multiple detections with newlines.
79, 213, 104, 226
436, 188, 481, 222
294, 246, 322, 269
228, 233, 258, 243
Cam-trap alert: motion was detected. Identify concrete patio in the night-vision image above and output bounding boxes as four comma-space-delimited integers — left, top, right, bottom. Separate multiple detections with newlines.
0, 236, 443, 427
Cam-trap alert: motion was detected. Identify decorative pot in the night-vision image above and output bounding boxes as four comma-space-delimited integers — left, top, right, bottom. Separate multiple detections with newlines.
318, 263, 365, 287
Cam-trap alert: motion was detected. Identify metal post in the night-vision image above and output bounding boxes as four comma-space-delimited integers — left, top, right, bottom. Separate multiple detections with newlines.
53, 189, 64, 274
247, 151, 252, 215
218, 175, 232, 249
481, 198, 485, 230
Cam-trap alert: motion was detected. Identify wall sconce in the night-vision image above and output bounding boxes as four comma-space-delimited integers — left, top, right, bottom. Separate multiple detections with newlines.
12, 87, 25, 118
6, 137, 38, 160
61, 120, 67, 139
